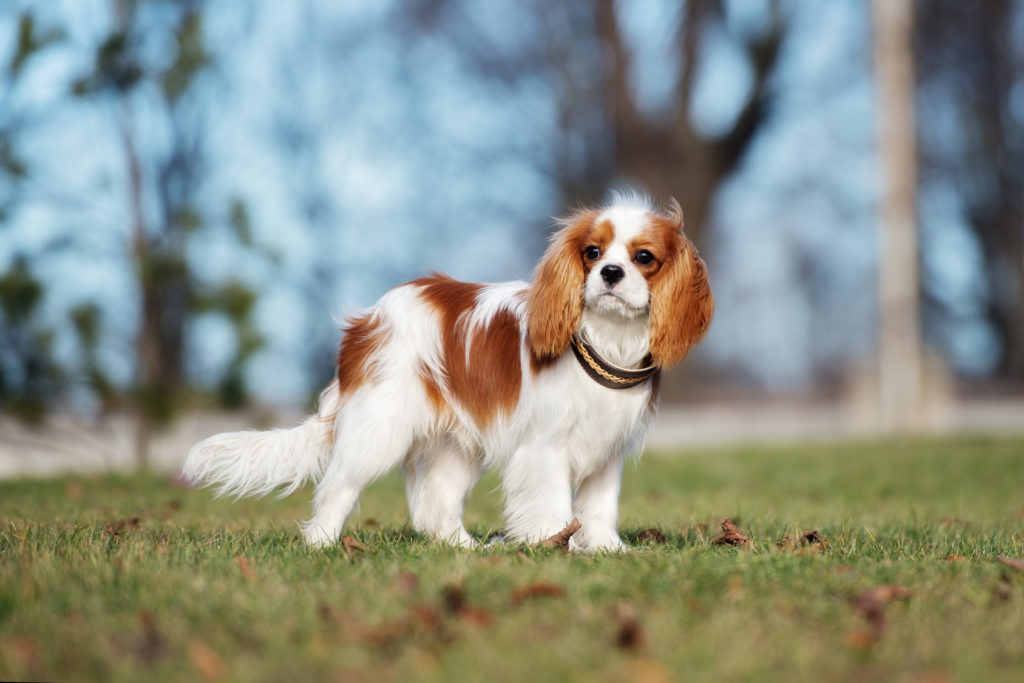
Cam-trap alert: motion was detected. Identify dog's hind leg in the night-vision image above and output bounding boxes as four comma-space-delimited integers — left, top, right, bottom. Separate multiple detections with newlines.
405, 437, 481, 548
303, 387, 417, 547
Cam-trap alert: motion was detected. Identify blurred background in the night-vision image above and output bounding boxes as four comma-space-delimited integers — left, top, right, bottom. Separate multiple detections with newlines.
1, 0, 1022, 474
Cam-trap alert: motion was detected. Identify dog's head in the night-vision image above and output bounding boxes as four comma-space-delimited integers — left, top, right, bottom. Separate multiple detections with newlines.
527, 194, 713, 368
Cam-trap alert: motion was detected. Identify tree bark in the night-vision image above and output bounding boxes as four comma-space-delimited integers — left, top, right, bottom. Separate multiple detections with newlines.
873, 0, 924, 431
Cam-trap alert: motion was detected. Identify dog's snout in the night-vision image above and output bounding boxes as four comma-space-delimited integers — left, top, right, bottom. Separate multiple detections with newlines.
600, 264, 625, 286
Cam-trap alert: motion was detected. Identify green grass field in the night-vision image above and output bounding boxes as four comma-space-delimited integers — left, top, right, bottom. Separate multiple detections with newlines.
2, 436, 1024, 682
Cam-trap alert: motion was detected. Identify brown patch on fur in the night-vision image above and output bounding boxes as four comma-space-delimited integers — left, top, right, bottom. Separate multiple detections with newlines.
336, 314, 388, 396
417, 361, 449, 416
416, 275, 523, 427
526, 210, 600, 363
646, 208, 714, 367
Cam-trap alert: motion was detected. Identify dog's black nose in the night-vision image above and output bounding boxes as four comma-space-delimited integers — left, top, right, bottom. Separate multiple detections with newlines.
600, 264, 625, 286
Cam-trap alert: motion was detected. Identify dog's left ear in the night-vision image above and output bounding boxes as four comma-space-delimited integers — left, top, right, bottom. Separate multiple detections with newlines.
648, 203, 714, 368
526, 210, 596, 361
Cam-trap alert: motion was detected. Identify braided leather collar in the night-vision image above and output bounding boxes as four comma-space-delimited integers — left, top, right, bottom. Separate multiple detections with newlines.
570, 332, 658, 390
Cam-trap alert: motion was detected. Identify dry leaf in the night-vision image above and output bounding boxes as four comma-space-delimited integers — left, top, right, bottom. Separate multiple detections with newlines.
711, 519, 750, 547
103, 517, 141, 540
945, 554, 966, 562
340, 535, 371, 555
997, 557, 1024, 572
509, 582, 565, 605
779, 529, 827, 552
188, 640, 225, 681
850, 584, 913, 639
636, 528, 668, 544
438, 584, 492, 627
236, 556, 257, 582
541, 518, 582, 549
613, 604, 645, 651
801, 529, 827, 547
441, 584, 466, 614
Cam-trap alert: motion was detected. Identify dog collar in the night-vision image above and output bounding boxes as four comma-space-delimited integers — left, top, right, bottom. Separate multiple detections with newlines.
570, 332, 658, 390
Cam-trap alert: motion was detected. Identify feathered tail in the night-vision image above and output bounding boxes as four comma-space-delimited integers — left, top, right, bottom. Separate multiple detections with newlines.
183, 380, 342, 498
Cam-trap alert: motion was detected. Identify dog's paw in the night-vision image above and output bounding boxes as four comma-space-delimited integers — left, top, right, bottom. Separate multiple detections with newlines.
572, 530, 627, 554
303, 524, 337, 548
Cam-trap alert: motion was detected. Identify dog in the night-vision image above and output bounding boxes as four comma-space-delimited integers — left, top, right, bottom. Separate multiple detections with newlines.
183, 192, 713, 551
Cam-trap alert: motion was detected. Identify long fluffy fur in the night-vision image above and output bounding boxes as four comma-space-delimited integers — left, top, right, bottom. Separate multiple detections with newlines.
184, 194, 713, 551
184, 381, 342, 498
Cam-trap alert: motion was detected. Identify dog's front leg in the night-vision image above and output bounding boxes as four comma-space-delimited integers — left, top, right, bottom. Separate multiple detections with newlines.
500, 443, 574, 544
571, 454, 626, 552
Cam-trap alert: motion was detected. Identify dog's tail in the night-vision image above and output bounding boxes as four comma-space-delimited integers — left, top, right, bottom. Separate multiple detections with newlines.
182, 380, 342, 498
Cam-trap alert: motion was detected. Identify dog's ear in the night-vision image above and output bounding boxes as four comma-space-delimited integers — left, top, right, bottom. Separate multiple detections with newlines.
648, 207, 714, 368
526, 210, 596, 360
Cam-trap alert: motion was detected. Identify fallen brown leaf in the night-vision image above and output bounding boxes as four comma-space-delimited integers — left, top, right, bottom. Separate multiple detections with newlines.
541, 518, 582, 549
801, 529, 827, 547
636, 528, 668, 544
441, 583, 466, 614
340, 535, 372, 555
438, 584, 492, 628
778, 529, 828, 552
103, 517, 141, 540
188, 640, 225, 681
613, 604, 645, 651
997, 556, 1024, 572
711, 519, 750, 548
236, 556, 257, 582
945, 554, 966, 562
849, 584, 913, 640
509, 582, 565, 605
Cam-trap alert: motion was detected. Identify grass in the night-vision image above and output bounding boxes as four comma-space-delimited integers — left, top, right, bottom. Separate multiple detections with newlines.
2, 436, 1023, 682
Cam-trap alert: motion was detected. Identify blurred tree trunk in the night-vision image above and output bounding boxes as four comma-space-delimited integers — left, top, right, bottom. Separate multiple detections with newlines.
916, 0, 1024, 384
592, 0, 783, 252
872, 0, 924, 431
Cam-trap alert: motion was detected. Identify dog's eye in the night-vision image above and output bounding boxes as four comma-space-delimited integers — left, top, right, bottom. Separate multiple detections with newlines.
584, 245, 601, 261
634, 250, 654, 265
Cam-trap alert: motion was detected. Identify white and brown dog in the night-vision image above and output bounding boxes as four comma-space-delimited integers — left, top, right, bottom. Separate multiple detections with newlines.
184, 193, 713, 551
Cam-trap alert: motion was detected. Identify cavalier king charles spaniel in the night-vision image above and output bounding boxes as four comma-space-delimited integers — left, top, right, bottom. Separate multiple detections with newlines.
184, 192, 713, 551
